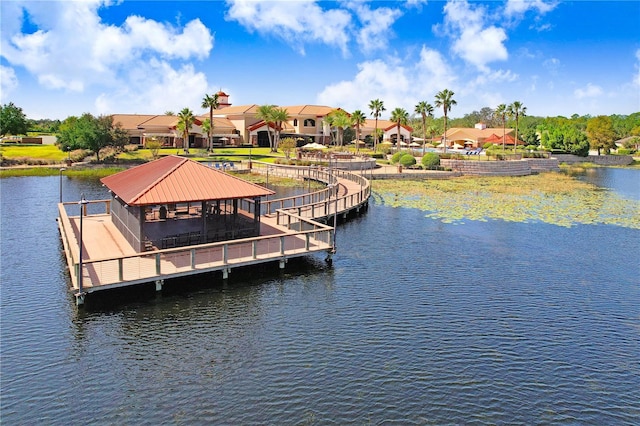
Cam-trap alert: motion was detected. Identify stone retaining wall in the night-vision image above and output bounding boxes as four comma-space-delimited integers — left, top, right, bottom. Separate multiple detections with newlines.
441, 159, 532, 176
525, 158, 560, 173
553, 154, 633, 166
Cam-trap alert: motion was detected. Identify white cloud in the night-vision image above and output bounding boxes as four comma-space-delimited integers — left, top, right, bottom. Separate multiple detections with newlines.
96, 61, 209, 115
574, 83, 603, 99
1, 1, 213, 93
505, 0, 556, 17
350, 3, 403, 53
0, 66, 19, 102
317, 46, 456, 114
225, 0, 351, 55
441, 0, 508, 71
543, 57, 560, 74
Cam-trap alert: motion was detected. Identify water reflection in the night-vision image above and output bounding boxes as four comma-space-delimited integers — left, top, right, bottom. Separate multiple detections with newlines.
1, 172, 639, 424
569, 167, 640, 200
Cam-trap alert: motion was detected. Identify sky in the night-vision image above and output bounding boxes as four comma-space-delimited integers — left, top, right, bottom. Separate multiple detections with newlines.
1, 0, 639, 121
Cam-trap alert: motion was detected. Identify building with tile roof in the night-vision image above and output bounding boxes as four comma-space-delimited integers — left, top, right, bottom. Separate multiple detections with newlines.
101, 155, 274, 251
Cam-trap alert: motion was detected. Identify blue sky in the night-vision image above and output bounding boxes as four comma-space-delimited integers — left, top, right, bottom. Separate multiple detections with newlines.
1, 0, 639, 120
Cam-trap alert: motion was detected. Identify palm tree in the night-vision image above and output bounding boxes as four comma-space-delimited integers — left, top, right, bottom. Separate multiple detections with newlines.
368, 99, 385, 152
271, 107, 290, 152
434, 89, 456, 153
201, 93, 219, 150
390, 107, 409, 153
415, 101, 434, 155
507, 101, 527, 153
351, 110, 367, 153
176, 107, 195, 154
257, 104, 276, 151
326, 109, 351, 147
494, 104, 507, 151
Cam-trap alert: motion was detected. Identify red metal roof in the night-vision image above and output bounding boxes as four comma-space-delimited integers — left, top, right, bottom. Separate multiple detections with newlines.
100, 156, 274, 206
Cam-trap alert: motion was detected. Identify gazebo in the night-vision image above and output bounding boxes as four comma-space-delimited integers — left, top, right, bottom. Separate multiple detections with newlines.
100, 155, 274, 252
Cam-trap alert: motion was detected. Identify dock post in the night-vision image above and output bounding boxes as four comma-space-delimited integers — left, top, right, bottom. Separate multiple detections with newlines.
279, 259, 287, 269
155, 279, 164, 292
325, 252, 333, 265
222, 268, 230, 280
75, 292, 85, 306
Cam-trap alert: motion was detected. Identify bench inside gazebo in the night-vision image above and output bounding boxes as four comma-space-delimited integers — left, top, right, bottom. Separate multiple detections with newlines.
100, 155, 274, 252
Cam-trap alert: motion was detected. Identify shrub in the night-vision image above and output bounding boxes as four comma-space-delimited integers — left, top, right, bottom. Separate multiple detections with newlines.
371, 152, 384, 159
483, 143, 494, 150
399, 153, 416, 167
617, 148, 631, 155
421, 152, 440, 169
391, 151, 404, 164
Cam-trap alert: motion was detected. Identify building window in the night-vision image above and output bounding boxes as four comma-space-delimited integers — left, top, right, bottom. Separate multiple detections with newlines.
293, 119, 298, 126
304, 119, 316, 127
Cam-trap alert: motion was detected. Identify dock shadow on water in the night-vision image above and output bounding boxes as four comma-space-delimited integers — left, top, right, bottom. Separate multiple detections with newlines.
77, 256, 333, 312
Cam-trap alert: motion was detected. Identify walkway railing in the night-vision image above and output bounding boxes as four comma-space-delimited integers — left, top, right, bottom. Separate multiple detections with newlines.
243, 162, 371, 221
58, 163, 371, 293
58, 201, 333, 291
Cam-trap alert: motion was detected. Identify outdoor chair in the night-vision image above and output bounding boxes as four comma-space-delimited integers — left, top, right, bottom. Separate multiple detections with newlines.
176, 233, 189, 246
189, 232, 201, 245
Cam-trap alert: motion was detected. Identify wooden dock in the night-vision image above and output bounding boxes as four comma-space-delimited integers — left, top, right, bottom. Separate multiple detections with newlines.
57, 164, 370, 305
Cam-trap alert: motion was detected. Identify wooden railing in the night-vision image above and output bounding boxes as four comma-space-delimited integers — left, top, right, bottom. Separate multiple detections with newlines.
243, 162, 370, 221
58, 163, 371, 292
58, 205, 334, 290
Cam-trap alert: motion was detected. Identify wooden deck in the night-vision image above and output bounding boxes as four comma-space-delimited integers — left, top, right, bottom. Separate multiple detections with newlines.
57, 164, 370, 303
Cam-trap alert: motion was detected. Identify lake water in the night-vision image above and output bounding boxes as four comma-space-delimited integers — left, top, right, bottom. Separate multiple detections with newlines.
1, 169, 639, 424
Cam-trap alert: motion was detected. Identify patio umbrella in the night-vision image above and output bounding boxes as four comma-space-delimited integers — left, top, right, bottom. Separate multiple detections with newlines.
302, 142, 327, 150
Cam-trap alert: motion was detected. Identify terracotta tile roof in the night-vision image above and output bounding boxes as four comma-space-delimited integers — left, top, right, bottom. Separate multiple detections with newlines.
247, 120, 295, 132
112, 114, 202, 131
446, 127, 514, 141
284, 105, 336, 116
195, 116, 236, 131
383, 122, 414, 132
482, 133, 524, 145
214, 104, 260, 115
112, 114, 157, 130
100, 155, 274, 206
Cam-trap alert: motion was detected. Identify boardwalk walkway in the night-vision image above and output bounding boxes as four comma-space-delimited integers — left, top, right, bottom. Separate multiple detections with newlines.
58, 164, 370, 304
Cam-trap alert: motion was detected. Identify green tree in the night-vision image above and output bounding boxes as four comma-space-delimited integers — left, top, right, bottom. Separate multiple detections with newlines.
176, 107, 195, 154
327, 109, 351, 146
279, 137, 297, 160
390, 107, 409, 152
201, 93, 219, 150
271, 107, 289, 152
494, 104, 508, 151
586, 115, 616, 155
257, 104, 276, 151
108, 117, 130, 153
57, 113, 122, 162
507, 101, 526, 153
434, 89, 456, 153
0, 102, 29, 137
368, 99, 385, 151
146, 138, 162, 159
415, 101, 434, 155
351, 109, 367, 153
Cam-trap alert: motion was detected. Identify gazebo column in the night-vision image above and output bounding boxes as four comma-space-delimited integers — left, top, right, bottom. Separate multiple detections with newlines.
201, 200, 207, 236
138, 205, 145, 252
253, 197, 260, 235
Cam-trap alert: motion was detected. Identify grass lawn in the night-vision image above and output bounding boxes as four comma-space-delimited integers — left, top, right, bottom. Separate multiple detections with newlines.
0, 144, 69, 161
